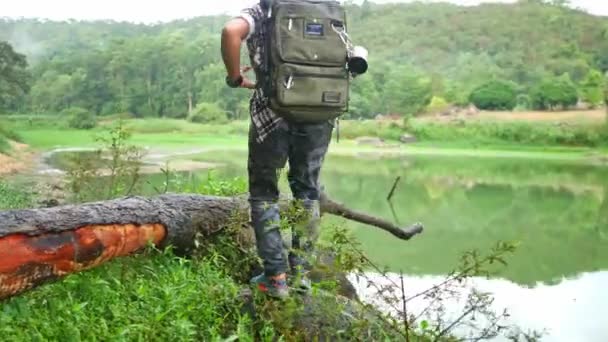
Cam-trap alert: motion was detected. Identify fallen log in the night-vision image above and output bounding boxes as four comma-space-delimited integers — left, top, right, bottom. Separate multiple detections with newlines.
0, 193, 423, 300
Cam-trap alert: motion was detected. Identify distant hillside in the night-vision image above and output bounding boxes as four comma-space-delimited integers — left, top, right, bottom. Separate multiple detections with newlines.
349, 1, 608, 79
0, 1, 606, 118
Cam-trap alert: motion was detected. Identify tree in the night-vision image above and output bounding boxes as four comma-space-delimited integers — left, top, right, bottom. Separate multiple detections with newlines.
469, 80, 518, 110
531, 73, 578, 110
65, 107, 97, 129
380, 65, 432, 116
349, 74, 380, 118
0, 41, 30, 111
361, 0, 372, 18
188, 102, 228, 124
579, 70, 605, 108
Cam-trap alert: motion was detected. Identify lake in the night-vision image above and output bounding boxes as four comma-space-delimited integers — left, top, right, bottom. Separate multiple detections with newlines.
48, 148, 608, 341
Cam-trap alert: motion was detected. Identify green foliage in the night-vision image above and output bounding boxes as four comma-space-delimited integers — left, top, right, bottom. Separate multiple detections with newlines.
580, 69, 606, 107
0, 247, 268, 341
65, 107, 97, 129
0, 120, 22, 153
531, 73, 579, 110
66, 120, 145, 202
0, 41, 30, 112
469, 80, 518, 110
0, 120, 22, 142
426, 96, 450, 114
0, 182, 32, 209
515, 94, 532, 111
338, 120, 405, 141
2, 1, 605, 118
188, 102, 228, 124
410, 121, 608, 147
0, 135, 7, 153
381, 66, 433, 116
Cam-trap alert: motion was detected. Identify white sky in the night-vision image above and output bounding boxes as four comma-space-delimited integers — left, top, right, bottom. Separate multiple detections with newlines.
1, 0, 606, 23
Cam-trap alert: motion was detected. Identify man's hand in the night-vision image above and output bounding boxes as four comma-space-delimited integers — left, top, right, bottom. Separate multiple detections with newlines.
240, 66, 256, 89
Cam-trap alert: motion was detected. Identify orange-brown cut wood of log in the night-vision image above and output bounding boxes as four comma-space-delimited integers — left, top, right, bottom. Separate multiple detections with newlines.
0, 224, 166, 300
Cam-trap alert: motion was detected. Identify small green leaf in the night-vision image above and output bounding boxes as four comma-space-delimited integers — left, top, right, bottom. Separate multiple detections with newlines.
420, 320, 429, 330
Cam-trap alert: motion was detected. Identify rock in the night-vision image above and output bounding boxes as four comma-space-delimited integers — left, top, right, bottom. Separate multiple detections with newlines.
399, 134, 417, 144
465, 104, 479, 116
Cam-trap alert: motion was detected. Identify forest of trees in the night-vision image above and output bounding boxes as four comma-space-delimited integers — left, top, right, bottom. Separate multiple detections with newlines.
0, 0, 607, 122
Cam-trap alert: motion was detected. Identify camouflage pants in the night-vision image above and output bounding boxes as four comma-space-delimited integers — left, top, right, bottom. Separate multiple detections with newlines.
248, 119, 333, 277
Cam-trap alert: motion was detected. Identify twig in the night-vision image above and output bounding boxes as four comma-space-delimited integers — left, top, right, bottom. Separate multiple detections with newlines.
434, 305, 477, 341
147, 180, 163, 195
406, 251, 500, 303
400, 271, 410, 342
125, 170, 141, 196
387, 176, 401, 201
321, 192, 424, 240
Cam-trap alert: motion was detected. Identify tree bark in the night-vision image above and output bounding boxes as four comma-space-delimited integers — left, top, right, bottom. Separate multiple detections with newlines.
0, 193, 423, 301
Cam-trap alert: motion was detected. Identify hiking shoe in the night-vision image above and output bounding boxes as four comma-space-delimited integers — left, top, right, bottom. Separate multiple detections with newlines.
250, 273, 289, 299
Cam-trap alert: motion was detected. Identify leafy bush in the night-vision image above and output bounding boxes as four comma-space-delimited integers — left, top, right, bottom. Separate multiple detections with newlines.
469, 80, 518, 110
531, 73, 578, 110
426, 96, 450, 113
188, 102, 228, 124
65, 107, 97, 129
580, 69, 605, 108
514, 94, 532, 111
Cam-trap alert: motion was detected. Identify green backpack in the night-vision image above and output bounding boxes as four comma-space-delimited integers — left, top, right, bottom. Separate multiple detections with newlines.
261, 0, 350, 123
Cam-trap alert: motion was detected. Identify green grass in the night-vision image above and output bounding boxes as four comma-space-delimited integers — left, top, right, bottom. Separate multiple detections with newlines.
0, 248, 275, 342
117, 118, 249, 135
0, 176, 277, 341
7, 115, 608, 164
0, 120, 24, 153
408, 120, 608, 148
0, 182, 33, 209
0, 135, 8, 153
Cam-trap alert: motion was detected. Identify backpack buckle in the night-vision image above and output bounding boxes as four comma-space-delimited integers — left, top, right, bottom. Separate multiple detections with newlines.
284, 75, 294, 90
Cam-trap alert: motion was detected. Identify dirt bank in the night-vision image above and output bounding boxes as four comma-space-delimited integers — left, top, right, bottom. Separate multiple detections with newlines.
0, 142, 36, 176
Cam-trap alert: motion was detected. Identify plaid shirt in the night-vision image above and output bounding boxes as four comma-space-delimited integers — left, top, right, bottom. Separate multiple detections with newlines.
239, 4, 283, 143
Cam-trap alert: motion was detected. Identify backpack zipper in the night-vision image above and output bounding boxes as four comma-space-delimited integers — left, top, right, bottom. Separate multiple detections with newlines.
290, 73, 348, 79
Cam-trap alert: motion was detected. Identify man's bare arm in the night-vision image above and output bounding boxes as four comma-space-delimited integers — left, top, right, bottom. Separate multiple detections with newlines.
221, 18, 255, 89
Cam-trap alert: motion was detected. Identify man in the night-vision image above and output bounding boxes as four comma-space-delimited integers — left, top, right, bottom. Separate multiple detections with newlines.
221, 1, 334, 299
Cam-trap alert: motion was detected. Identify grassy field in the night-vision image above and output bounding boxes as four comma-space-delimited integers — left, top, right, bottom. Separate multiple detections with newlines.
418, 109, 607, 124
1, 112, 607, 179
5, 116, 605, 164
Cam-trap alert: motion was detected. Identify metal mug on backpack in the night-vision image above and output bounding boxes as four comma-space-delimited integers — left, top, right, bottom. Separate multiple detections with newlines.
348, 45, 368, 76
